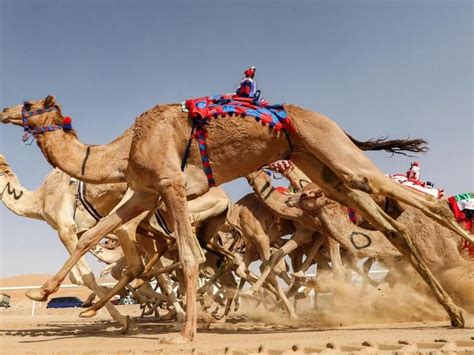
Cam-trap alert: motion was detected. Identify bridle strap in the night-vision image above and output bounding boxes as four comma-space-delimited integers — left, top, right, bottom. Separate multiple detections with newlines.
22, 106, 59, 129
21, 105, 63, 142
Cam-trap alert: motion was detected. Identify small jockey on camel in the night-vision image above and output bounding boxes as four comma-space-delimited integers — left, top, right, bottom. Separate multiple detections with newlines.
406, 161, 421, 181
236, 66, 259, 99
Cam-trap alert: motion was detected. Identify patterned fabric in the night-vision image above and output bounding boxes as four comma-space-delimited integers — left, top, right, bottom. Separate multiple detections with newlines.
268, 160, 294, 173
185, 94, 293, 130
184, 94, 294, 186
347, 207, 357, 224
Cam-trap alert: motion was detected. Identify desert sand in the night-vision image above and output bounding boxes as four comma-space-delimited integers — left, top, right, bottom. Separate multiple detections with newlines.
1, 274, 473, 354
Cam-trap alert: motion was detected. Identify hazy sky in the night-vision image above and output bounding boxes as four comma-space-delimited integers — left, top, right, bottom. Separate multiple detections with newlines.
0, 0, 472, 278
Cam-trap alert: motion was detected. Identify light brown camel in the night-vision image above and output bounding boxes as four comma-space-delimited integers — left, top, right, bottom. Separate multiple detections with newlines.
0, 153, 233, 326
2, 95, 472, 342
253, 164, 473, 310
292, 187, 474, 311
0, 155, 184, 325
243, 166, 394, 291
0, 154, 129, 329
219, 192, 299, 318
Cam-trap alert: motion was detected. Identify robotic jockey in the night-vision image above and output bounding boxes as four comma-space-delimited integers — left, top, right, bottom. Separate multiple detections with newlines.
236, 66, 257, 98
406, 161, 421, 180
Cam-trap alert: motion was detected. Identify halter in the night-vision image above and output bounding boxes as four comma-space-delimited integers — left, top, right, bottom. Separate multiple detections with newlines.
21, 105, 72, 144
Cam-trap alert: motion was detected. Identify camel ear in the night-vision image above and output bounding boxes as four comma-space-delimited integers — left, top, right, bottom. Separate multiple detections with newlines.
44, 95, 56, 107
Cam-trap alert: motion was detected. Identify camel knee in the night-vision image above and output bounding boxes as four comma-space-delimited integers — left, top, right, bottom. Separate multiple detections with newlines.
344, 174, 374, 194
157, 177, 186, 197
127, 263, 145, 280
180, 256, 199, 275
58, 225, 78, 244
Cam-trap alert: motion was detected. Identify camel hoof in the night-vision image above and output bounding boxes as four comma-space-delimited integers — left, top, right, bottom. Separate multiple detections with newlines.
80, 308, 97, 318
161, 335, 193, 344
451, 316, 465, 328
121, 316, 131, 334
25, 288, 48, 302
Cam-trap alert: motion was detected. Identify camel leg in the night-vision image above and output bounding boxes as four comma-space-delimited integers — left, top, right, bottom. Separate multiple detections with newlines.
223, 275, 245, 317
267, 272, 298, 319
293, 153, 464, 327
198, 262, 228, 296
325, 191, 464, 326
292, 121, 473, 245
156, 176, 205, 344
154, 260, 185, 324
249, 228, 314, 293
292, 238, 324, 278
80, 210, 149, 318
326, 236, 345, 280
234, 277, 246, 312
56, 224, 130, 330
278, 269, 293, 286
136, 236, 184, 322
25, 191, 156, 302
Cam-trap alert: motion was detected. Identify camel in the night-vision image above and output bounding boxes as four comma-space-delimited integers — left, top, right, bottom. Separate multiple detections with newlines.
243, 166, 396, 291
294, 188, 474, 311
0, 153, 229, 326
0, 154, 130, 329
0, 154, 182, 324
2, 95, 472, 342
250, 163, 473, 311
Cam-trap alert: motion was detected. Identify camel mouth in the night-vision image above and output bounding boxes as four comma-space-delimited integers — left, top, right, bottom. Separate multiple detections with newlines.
0, 113, 12, 123
285, 194, 302, 207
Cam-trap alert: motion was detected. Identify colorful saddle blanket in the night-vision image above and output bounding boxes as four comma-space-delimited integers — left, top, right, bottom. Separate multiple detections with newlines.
185, 94, 293, 130
183, 94, 294, 186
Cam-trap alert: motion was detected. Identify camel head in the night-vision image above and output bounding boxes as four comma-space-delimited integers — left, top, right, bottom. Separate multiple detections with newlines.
286, 185, 333, 212
1, 95, 64, 129
0, 154, 13, 176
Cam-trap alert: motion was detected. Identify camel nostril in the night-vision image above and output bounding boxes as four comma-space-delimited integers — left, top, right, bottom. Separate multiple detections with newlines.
2, 108, 8, 113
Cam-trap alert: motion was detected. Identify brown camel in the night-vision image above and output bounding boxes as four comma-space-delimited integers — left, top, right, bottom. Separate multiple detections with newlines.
244, 166, 397, 291
253, 163, 473, 311
1, 95, 472, 342
293, 187, 474, 311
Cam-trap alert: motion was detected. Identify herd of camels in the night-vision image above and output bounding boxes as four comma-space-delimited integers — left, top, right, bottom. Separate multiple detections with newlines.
1, 94, 473, 344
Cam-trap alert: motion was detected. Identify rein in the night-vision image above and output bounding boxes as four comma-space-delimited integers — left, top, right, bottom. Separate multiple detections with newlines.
21, 105, 72, 144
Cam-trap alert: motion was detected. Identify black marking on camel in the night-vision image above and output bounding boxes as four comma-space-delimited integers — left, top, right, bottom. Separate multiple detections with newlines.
0, 182, 23, 200
350, 231, 372, 249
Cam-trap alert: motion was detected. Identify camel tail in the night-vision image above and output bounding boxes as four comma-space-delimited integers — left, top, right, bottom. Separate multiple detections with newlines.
346, 133, 429, 156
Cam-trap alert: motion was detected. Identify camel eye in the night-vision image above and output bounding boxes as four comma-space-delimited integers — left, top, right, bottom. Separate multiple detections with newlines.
23, 102, 32, 111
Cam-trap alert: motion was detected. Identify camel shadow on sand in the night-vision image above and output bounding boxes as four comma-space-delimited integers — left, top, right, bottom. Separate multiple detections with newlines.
0, 316, 464, 344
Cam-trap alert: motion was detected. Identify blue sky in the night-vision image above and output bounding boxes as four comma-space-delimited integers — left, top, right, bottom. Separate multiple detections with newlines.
0, 0, 472, 277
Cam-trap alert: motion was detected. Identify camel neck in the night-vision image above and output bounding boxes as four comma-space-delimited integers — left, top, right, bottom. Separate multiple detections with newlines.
284, 168, 312, 191
0, 173, 43, 219
247, 172, 303, 220
35, 127, 133, 184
